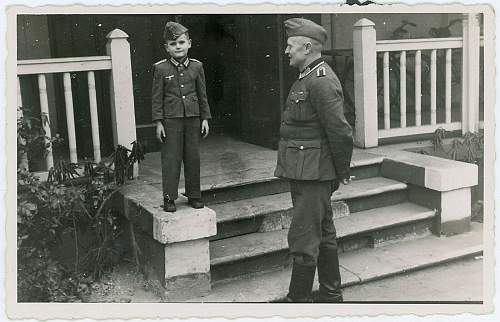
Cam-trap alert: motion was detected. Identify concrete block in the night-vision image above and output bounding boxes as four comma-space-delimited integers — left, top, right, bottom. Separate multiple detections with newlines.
259, 212, 287, 232
164, 272, 211, 301
381, 151, 478, 191
332, 201, 350, 219
164, 239, 210, 278
440, 188, 472, 235
152, 205, 216, 244
409, 185, 472, 236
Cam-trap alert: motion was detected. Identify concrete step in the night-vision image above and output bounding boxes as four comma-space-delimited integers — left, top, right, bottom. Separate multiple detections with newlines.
211, 177, 409, 240
190, 223, 483, 302
210, 202, 436, 282
201, 152, 384, 205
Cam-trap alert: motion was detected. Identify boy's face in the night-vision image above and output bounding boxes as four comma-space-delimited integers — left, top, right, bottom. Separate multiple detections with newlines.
164, 33, 192, 61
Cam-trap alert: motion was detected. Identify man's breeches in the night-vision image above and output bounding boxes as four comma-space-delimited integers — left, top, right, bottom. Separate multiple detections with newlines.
288, 180, 339, 265
161, 117, 201, 200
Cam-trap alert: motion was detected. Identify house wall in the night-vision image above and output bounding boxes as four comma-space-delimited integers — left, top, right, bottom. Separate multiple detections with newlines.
17, 15, 58, 139
325, 13, 464, 49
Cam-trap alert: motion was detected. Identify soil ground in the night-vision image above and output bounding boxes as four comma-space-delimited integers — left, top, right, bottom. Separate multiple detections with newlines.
84, 256, 483, 303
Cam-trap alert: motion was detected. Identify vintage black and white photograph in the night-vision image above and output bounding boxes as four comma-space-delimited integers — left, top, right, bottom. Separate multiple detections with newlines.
5, 1, 495, 319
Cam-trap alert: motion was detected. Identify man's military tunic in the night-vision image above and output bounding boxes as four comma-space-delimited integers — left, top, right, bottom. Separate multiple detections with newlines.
152, 57, 212, 201
275, 57, 353, 264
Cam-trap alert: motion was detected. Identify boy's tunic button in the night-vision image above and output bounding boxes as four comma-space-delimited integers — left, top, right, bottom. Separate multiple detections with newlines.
182, 95, 186, 99
180, 73, 184, 76
181, 84, 184, 88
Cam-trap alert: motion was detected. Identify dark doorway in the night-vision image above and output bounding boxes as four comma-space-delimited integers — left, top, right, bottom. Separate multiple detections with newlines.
39, 14, 304, 152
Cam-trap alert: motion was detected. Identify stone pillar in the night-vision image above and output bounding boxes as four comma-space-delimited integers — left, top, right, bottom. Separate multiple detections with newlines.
119, 184, 217, 300
353, 18, 378, 148
106, 29, 138, 177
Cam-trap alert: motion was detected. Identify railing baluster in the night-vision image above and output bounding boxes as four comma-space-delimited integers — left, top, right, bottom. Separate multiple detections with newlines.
415, 50, 422, 126
63, 73, 78, 164
18, 77, 29, 171
38, 74, 54, 170
400, 51, 407, 128
87, 71, 101, 163
430, 49, 437, 125
445, 48, 452, 124
383, 51, 390, 129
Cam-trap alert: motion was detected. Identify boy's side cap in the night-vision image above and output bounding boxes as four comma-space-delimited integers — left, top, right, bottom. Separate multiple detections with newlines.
164, 21, 189, 41
284, 17, 327, 45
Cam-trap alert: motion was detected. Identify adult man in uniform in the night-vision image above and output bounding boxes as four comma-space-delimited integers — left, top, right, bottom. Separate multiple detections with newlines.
275, 18, 353, 302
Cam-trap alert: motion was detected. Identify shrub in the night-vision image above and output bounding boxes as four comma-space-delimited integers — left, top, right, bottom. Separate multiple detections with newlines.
17, 106, 145, 302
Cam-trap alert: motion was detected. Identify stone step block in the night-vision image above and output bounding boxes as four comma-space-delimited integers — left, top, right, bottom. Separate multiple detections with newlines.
187, 223, 483, 302
211, 177, 408, 240
210, 202, 436, 282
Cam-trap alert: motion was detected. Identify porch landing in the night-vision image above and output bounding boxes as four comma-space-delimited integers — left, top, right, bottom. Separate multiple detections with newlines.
138, 133, 383, 201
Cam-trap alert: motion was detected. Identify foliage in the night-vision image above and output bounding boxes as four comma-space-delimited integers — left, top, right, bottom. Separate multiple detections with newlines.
430, 127, 484, 164
17, 106, 145, 302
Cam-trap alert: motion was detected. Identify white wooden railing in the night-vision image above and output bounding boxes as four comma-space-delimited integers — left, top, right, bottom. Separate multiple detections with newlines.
17, 29, 138, 177
353, 14, 483, 148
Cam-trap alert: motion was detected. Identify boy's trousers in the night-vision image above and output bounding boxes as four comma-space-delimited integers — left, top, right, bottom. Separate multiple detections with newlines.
161, 117, 201, 201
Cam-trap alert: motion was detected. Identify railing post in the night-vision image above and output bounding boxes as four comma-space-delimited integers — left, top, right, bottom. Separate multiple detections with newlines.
106, 29, 138, 177
353, 18, 378, 148
461, 13, 481, 134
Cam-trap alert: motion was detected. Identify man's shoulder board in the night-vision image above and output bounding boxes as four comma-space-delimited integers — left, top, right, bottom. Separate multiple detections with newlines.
153, 59, 167, 66
316, 66, 326, 77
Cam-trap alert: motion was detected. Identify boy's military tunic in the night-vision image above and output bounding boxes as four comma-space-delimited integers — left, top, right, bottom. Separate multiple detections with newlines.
152, 57, 212, 201
275, 58, 353, 263
152, 57, 211, 121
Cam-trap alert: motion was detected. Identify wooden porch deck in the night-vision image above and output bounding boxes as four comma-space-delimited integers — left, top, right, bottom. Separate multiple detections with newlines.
138, 134, 279, 194
137, 133, 381, 197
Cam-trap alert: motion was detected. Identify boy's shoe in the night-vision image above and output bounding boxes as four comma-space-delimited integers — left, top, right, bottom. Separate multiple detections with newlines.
163, 200, 176, 212
188, 198, 204, 209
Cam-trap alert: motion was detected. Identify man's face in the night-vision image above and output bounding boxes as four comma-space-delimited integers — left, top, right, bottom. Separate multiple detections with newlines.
285, 36, 308, 69
165, 33, 192, 60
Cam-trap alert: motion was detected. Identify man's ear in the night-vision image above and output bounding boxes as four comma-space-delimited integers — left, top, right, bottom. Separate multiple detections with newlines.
305, 42, 313, 54
188, 38, 192, 48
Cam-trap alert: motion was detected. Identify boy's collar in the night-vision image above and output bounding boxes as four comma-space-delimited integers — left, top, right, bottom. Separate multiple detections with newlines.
170, 57, 190, 68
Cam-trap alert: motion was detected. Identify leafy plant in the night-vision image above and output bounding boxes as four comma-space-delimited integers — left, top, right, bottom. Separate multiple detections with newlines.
430, 127, 483, 164
431, 127, 447, 151
17, 105, 145, 302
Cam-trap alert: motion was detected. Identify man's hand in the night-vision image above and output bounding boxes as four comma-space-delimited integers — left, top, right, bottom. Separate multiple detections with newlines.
201, 120, 209, 138
341, 176, 355, 185
156, 121, 166, 143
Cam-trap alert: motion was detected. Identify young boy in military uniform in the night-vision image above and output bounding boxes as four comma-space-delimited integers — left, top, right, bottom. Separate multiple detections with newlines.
152, 21, 212, 212
275, 18, 353, 302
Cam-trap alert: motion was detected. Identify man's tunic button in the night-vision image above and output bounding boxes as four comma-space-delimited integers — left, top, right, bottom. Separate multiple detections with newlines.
300, 145, 304, 150
181, 84, 184, 88
182, 95, 186, 99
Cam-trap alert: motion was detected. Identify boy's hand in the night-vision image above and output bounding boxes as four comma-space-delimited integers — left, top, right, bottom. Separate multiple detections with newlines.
156, 121, 166, 143
201, 120, 209, 138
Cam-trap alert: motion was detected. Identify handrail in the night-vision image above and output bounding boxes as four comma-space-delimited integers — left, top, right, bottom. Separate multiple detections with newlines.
17, 56, 112, 75
376, 37, 463, 52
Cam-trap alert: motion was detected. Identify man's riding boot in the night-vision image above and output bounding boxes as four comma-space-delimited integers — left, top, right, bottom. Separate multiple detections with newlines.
317, 248, 343, 303
286, 261, 316, 303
